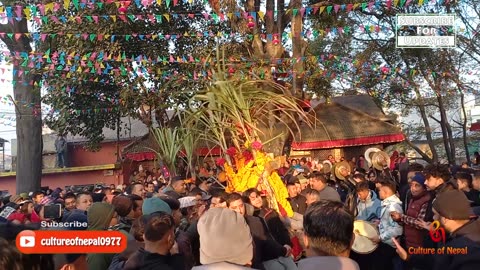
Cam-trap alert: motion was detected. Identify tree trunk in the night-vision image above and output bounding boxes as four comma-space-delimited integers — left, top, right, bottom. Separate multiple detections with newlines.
291, 0, 305, 96
0, 11, 43, 193
413, 86, 438, 163
436, 92, 455, 164
460, 92, 471, 166
13, 69, 43, 193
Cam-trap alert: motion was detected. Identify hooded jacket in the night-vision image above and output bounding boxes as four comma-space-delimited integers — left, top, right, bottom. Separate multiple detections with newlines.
87, 203, 116, 270
379, 194, 403, 248
356, 191, 381, 222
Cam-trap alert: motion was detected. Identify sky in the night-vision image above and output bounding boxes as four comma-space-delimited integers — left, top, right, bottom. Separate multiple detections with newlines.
0, 63, 15, 155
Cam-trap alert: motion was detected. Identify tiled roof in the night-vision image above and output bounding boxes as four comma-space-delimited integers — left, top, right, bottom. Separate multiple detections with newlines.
331, 94, 394, 121
122, 134, 158, 155
291, 101, 404, 149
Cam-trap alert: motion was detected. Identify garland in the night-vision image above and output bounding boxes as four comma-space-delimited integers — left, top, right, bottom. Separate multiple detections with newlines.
222, 142, 293, 217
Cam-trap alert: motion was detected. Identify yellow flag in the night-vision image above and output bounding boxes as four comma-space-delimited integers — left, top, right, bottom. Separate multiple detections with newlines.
24, 8, 31, 20
110, 16, 117, 22
64, 0, 71, 10
419, 0, 424, 5
45, 3, 54, 13
319, 7, 325, 14
164, 14, 170, 22
157, 0, 162, 5
258, 11, 265, 20
394, 0, 399, 6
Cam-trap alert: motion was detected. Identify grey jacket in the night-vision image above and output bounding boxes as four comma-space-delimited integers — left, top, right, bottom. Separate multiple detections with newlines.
192, 262, 257, 270
298, 256, 360, 270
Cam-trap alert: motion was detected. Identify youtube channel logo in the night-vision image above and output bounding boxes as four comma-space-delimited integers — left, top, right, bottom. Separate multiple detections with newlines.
16, 230, 36, 251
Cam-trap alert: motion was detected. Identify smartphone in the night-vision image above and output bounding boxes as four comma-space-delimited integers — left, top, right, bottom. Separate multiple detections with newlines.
296, 168, 305, 173
44, 204, 62, 219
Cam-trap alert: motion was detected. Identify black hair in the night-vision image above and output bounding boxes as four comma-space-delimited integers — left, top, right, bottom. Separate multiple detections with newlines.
409, 163, 424, 173
355, 181, 370, 192
64, 192, 76, 201
143, 212, 175, 242
352, 173, 366, 182
309, 172, 327, 183
210, 190, 228, 203
423, 164, 451, 183
226, 192, 244, 207
130, 215, 149, 242
195, 177, 208, 187
161, 197, 181, 211
303, 200, 353, 256
378, 180, 397, 193
129, 194, 143, 211
456, 172, 473, 189
75, 192, 92, 203
243, 188, 259, 198
305, 189, 320, 201
125, 182, 143, 195
32, 191, 44, 199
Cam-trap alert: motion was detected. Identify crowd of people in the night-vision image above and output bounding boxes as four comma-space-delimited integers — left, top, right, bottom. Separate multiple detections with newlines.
0, 154, 480, 270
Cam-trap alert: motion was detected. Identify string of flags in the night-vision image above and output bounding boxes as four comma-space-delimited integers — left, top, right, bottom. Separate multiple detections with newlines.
0, 23, 398, 43
0, 0, 459, 25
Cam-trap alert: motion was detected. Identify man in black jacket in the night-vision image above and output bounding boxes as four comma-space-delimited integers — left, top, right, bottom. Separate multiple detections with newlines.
227, 193, 291, 270
140, 212, 184, 270
394, 190, 480, 270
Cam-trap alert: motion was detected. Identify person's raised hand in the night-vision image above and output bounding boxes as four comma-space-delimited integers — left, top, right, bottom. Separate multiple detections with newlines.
284, 245, 292, 257
390, 211, 401, 221
392, 237, 408, 261
415, 220, 431, 230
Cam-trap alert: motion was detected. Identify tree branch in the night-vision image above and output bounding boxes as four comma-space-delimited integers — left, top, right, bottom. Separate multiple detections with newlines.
404, 137, 433, 164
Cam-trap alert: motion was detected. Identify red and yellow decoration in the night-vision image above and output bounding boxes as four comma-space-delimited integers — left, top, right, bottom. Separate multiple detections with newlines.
222, 141, 293, 217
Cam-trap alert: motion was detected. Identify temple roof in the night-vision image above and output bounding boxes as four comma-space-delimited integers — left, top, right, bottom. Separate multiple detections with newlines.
291, 99, 404, 150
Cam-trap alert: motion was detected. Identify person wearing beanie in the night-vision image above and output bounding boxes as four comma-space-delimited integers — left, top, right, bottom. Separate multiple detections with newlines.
87, 202, 119, 270
192, 207, 254, 270
394, 189, 480, 270
391, 172, 432, 249
142, 197, 172, 216
140, 212, 184, 270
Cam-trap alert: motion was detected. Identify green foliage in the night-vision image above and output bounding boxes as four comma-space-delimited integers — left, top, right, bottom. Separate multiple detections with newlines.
151, 126, 186, 176
186, 68, 310, 162
40, 1, 226, 149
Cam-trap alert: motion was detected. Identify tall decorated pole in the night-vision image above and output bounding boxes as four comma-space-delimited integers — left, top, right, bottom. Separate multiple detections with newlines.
189, 63, 310, 217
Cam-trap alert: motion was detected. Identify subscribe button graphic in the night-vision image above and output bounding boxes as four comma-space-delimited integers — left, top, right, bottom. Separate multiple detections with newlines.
16, 230, 127, 254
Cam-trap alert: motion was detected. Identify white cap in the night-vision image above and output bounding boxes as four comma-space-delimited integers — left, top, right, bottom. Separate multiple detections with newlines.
179, 196, 197, 209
